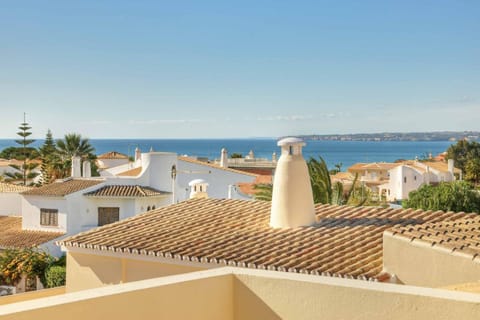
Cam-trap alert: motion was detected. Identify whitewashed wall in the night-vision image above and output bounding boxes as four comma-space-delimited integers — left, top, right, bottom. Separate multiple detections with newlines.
0, 193, 22, 216
177, 159, 256, 202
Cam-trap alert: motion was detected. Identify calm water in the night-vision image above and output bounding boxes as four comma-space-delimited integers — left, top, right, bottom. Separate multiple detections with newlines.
0, 139, 453, 170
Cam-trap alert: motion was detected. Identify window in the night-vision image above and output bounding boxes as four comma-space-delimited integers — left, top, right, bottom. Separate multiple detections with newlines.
147, 206, 151, 211
98, 207, 120, 226
152, 205, 156, 210
289, 146, 293, 155
40, 208, 58, 226
414, 175, 417, 181
404, 177, 407, 183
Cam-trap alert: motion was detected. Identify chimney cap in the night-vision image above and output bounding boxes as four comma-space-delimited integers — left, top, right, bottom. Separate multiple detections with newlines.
188, 179, 208, 187
278, 137, 305, 147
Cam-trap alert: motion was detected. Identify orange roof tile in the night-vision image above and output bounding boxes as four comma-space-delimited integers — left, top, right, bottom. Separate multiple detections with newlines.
178, 157, 258, 177
97, 151, 129, 160
0, 216, 64, 249
237, 175, 272, 195
59, 198, 469, 281
0, 182, 33, 193
117, 167, 143, 177
22, 179, 104, 197
84, 185, 169, 198
348, 162, 400, 172
386, 215, 480, 259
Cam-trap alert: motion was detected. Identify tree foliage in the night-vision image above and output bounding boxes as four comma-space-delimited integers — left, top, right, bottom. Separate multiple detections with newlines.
44, 266, 66, 288
446, 140, 480, 185
55, 133, 97, 178
403, 181, 480, 213
39, 130, 62, 185
0, 248, 54, 286
253, 156, 369, 206
8, 115, 39, 185
0, 147, 39, 160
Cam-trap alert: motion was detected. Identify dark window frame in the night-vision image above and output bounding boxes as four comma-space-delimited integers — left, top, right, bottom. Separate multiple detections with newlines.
40, 208, 58, 227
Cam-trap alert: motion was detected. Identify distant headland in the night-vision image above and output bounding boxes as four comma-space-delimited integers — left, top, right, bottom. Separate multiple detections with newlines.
298, 131, 480, 142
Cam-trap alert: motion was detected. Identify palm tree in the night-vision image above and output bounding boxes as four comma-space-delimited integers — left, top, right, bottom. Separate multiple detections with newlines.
253, 183, 273, 201
308, 156, 333, 204
253, 156, 365, 206
56, 133, 95, 160
56, 133, 96, 178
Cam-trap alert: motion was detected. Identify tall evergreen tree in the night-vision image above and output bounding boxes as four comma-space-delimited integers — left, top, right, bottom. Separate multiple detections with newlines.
4, 113, 39, 185
39, 129, 60, 185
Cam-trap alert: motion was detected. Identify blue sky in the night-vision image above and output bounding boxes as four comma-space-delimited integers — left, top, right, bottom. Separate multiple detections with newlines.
1, 0, 479, 139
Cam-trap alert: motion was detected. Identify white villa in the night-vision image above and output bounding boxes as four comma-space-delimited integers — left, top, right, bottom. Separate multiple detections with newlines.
11, 149, 256, 256
2, 138, 480, 319
347, 159, 461, 202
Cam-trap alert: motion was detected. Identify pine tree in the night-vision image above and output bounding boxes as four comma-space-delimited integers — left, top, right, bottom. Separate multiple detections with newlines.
4, 113, 39, 185
39, 129, 60, 185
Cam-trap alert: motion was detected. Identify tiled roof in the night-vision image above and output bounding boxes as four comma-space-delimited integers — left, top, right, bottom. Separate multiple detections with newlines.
59, 198, 469, 281
178, 157, 258, 177
22, 179, 104, 197
348, 162, 400, 172
386, 216, 480, 260
237, 175, 272, 195
0, 182, 32, 193
97, 151, 129, 160
117, 167, 143, 177
84, 185, 168, 198
0, 216, 64, 249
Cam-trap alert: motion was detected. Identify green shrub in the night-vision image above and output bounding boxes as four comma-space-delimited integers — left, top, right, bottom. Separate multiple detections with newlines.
45, 266, 66, 288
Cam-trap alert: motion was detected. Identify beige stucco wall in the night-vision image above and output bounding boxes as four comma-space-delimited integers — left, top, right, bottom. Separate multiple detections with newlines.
0, 273, 233, 320
383, 232, 480, 287
233, 272, 480, 320
0, 287, 65, 306
66, 251, 205, 292
2, 268, 480, 320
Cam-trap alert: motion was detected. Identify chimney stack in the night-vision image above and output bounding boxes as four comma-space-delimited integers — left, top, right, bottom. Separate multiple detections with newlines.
188, 179, 209, 199
270, 137, 316, 228
82, 160, 91, 178
220, 148, 228, 168
448, 159, 454, 175
71, 156, 81, 178
135, 147, 141, 162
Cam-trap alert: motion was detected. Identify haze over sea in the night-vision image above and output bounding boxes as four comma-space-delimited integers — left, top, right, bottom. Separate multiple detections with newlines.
0, 139, 453, 170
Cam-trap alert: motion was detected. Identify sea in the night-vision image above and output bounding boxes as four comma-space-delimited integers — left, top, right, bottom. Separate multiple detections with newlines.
0, 139, 454, 170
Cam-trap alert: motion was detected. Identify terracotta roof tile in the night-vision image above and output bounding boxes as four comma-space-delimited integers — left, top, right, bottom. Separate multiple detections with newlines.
388, 215, 480, 259
59, 198, 467, 281
97, 151, 129, 160
178, 157, 258, 177
0, 216, 64, 249
22, 179, 104, 197
0, 182, 33, 193
117, 167, 143, 177
237, 175, 272, 195
84, 185, 169, 198
348, 162, 400, 172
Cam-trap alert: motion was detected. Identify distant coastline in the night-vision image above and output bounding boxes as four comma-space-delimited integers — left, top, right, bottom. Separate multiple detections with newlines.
298, 131, 480, 142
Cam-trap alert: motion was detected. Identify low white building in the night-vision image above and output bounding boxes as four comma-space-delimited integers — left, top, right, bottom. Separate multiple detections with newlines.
379, 159, 460, 202
18, 150, 257, 256
96, 151, 130, 170
0, 182, 32, 216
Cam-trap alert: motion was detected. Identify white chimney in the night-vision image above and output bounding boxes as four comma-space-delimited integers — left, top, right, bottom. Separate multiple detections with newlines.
272, 152, 277, 162
220, 148, 228, 168
135, 147, 141, 161
82, 160, 91, 178
71, 156, 81, 178
188, 179, 209, 199
247, 150, 254, 159
448, 159, 454, 175
270, 137, 316, 228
